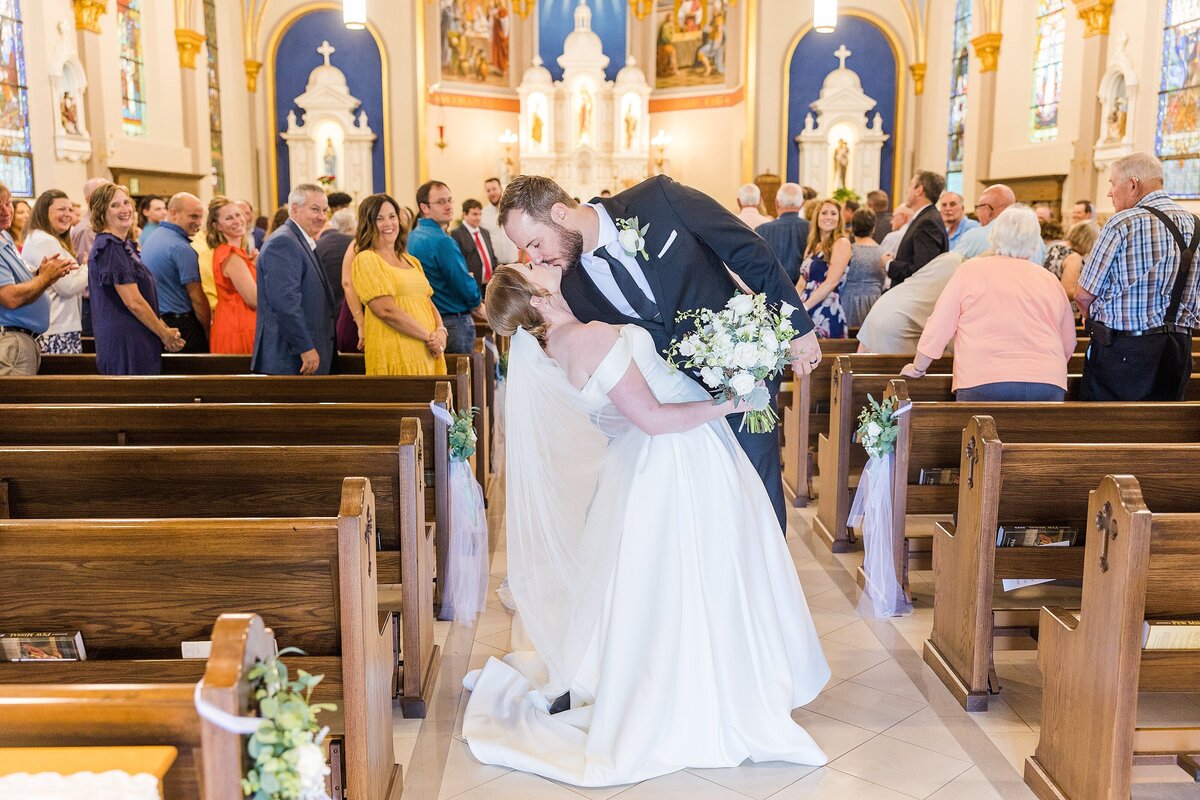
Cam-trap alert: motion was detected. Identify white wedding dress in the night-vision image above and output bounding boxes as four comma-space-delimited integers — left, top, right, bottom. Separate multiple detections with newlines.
463, 325, 830, 787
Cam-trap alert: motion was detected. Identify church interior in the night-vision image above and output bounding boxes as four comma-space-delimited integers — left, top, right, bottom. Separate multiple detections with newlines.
1, 0, 1200, 799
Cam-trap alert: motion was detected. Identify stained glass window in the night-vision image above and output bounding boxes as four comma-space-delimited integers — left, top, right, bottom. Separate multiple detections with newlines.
1029, 0, 1066, 141
0, 0, 32, 198
945, 0, 971, 195
204, 0, 224, 194
1157, 0, 1200, 199
118, 0, 146, 137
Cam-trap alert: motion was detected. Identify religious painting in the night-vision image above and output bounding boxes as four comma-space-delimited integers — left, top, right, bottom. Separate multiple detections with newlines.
1029, 0, 1065, 142
439, 0, 510, 86
118, 0, 147, 137
945, 0, 971, 194
1157, 0, 1200, 198
0, 0, 30, 198
655, 0, 732, 89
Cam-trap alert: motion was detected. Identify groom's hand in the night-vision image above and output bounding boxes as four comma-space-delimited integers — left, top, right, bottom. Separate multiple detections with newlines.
789, 330, 822, 376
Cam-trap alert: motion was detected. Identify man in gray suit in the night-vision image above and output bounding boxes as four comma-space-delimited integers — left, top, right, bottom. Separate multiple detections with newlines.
251, 183, 335, 375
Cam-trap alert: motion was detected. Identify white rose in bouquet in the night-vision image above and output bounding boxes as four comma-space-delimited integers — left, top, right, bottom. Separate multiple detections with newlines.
727, 294, 754, 317
866, 420, 882, 438
729, 370, 756, 397
699, 366, 723, 388
732, 342, 760, 370
677, 337, 697, 357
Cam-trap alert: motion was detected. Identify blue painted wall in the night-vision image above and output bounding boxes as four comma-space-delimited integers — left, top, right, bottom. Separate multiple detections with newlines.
539, 0, 626, 81
272, 9, 386, 205
786, 17, 897, 199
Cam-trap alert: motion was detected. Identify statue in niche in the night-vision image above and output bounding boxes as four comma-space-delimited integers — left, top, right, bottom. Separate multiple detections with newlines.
833, 139, 849, 189
59, 92, 80, 135
531, 107, 544, 145
323, 137, 338, 179
578, 86, 592, 142
1107, 93, 1128, 142
623, 103, 638, 150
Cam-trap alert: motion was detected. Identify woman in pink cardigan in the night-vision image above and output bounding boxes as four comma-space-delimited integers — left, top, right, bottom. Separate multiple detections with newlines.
901, 205, 1076, 401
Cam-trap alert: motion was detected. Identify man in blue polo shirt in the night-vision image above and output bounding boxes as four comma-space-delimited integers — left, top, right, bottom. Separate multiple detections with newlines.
0, 182, 76, 374
409, 180, 484, 355
141, 192, 211, 352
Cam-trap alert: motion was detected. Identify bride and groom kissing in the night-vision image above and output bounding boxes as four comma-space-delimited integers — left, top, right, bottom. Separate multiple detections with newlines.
461, 174, 832, 787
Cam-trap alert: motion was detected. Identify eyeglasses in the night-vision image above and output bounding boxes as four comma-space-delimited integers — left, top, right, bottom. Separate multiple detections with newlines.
974, 203, 994, 214
426, 197, 454, 207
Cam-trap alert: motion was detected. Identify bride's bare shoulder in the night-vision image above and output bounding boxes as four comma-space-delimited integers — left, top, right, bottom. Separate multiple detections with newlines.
556, 322, 622, 379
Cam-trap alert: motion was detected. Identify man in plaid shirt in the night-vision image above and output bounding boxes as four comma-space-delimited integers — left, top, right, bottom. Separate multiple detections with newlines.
1077, 153, 1200, 401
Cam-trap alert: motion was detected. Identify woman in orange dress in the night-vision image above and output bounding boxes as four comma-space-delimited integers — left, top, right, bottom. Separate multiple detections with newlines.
206, 196, 257, 354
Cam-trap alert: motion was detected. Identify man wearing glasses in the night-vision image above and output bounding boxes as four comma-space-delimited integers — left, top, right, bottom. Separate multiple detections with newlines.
410, 180, 485, 355
953, 183, 1044, 264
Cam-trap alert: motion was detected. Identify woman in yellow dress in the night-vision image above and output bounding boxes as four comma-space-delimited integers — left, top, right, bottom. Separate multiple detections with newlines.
347, 193, 447, 375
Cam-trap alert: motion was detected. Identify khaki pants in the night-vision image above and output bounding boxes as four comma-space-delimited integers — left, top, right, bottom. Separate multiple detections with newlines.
0, 330, 41, 375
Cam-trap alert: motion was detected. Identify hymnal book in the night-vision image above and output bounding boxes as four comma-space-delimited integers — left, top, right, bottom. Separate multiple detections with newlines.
1001, 540, 1071, 592
918, 467, 959, 486
0, 631, 87, 661
1142, 620, 1200, 650
995, 525, 1077, 548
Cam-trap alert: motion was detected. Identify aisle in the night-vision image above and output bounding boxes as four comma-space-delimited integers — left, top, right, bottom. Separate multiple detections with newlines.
390, 484, 1200, 799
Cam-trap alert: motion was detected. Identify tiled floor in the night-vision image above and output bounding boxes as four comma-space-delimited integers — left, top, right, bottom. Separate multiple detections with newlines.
392, 483, 1200, 799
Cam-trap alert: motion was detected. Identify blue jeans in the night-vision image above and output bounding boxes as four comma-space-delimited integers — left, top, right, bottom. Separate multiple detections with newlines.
955, 381, 1065, 402
443, 313, 476, 355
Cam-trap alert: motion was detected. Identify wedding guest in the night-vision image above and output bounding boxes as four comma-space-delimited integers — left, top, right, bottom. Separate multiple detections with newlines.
1034, 203, 1054, 222
1041, 219, 1070, 278
70, 202, 82, 228
251, 184, 336, 376
0, 183, 76, 375
140, 192, 210, 352
320, 192, 353, 238
137, 195, 166, 242
735, 183, 773, 229
315, 207, 358, 351
879, 204, 913, 255
856, 252, 963, 354
866, 189, 892, 243
882, 170, 948, 287
206, 196, 258, 354
955, 183, 1047, 263
799, 199, 849, 338
266, 205, 289, 234
451, 198, 497, 291
8, 199, 30, 251
901, 206, 1074, 400
1059, 220, 1100, 305
757, 182, 811, 284
841, 208, 886, 327
235, 199, 259, 256
480, 177, 519, 264
88, 183, 185, 375
22, 190, 87, 354
409, 180, 482, 355
349, 193, 446, 375
70, 177, 109, 262
252, 215, 268, 250
939, 191, 978, 249
1070, 199, 1095, 225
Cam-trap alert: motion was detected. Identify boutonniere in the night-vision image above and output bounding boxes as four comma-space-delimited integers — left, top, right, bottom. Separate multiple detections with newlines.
615, 216, 650, 260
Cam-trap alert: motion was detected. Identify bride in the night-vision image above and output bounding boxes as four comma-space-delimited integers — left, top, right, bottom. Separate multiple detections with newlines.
462, 262, 830, 787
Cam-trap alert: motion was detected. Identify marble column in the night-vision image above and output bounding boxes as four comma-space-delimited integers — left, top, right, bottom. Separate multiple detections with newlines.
176, 29, 213, 200
74, 0, 111, 178
970, 32, 1002, 188
1066, 0, 1114, 215
909, 63, 926, 178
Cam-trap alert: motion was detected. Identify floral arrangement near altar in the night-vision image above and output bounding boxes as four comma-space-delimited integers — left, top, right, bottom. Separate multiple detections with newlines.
667, 293, 797, 433
854, 394, 900, 458
242, 649, 336, 800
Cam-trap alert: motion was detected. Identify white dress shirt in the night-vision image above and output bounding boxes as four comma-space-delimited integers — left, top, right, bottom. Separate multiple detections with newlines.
480, 202, 518, 263
581, 203, 657, 319
22, 228, 87, 335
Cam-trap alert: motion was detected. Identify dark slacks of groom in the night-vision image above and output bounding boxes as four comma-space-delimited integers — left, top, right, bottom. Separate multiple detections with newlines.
560, 175, 815, 532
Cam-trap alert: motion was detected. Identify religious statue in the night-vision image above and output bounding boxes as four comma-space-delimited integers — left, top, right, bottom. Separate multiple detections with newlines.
578, 86, 592, 142
323, 137, 337, 178
59, 92, 80, 135
623, 103, 638, 150
531, 107, 544, 145
833, 139, 849, 189
1107, 94, 1128, 142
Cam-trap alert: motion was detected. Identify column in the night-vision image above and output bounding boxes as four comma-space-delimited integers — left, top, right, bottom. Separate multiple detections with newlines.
1066, 0, 1114, 213
909, 63, 926, 178
74, 0, 111, 178
970, 32, 1002, 186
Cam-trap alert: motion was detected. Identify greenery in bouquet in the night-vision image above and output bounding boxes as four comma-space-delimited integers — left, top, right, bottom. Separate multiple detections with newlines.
448, 407, 479, 462
832, 187, 861, 205
497, 352, 508, 381
242, 648, 337, 800
855, 394, 900, 458
666, 293, 797, 433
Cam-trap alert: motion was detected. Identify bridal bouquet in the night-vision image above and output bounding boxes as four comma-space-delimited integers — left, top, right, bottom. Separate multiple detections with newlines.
667, 293, 797, 433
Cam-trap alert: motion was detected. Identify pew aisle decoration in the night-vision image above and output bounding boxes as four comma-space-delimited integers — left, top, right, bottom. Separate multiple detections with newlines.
491, 338, 507, 475
194, 649, 335, 800
848, 395, 913, 618
432, 403, 490, 623
667, 293, 798, 433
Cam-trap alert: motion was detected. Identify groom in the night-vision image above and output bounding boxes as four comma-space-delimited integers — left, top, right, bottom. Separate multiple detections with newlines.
500, 174, 821, 530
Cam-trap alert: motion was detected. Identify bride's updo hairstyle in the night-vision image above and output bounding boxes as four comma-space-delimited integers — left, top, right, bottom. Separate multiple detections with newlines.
484, 264, 551, 346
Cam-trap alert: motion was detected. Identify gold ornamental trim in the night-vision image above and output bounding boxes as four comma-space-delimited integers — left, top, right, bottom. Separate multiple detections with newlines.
244, 59, 263, 93
909, 62, 927, 96
175, 29, 206, 70
74, 0, 107, 33
1073, 0, 1114, 38
971, 32, 1003, 73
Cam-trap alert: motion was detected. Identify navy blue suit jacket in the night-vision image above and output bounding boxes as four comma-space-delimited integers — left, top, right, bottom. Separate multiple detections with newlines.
251, 219, 337, 375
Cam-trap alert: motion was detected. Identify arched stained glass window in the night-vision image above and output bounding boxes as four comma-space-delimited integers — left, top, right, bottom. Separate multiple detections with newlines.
1157, 0, 1200, 199
945, 0, 971, 195
118, 0, 146, 137
204, 0, 224, 194
0, 0, 32, 198
1029, 0, 1066, 141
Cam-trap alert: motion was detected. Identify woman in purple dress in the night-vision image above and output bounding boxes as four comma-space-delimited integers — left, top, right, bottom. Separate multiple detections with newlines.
87, 184, 184, 375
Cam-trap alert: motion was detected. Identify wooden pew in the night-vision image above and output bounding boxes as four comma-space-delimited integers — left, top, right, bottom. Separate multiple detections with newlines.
881, 383, 1200, 598
0, 434, 439, 719
922, 416, 1200, 711
39, 352, 368, 375
0, 613, 273, 799
1024, 475, 1200, 800
0, 479, 404, 798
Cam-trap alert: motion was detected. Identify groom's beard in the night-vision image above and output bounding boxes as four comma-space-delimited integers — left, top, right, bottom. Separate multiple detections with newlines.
550, 220, 584, 270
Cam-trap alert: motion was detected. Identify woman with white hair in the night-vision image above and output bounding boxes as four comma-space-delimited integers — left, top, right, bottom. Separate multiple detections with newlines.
901, 205, 1075, 401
